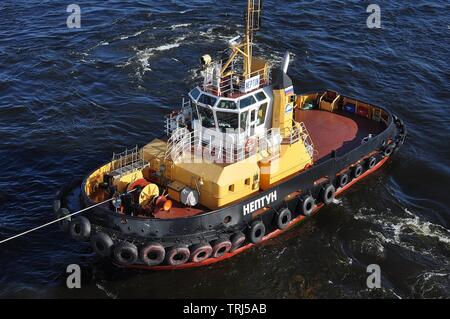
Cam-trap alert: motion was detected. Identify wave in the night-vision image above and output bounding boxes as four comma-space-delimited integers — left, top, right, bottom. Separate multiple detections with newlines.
170, 23, 192, 30
119, 29, 147, 40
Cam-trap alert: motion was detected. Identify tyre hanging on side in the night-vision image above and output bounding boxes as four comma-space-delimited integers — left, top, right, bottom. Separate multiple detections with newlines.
353, 164, 364, 179
321, 184, 335, 205
367, 156, 377, 169
383, 144, 395, 157
53, 200, 61, 214
230, 232, 246, 252
91, 232, 114, 258
249, 220, 266, 244
338, 173, 349, 188
211, 238, 232, 258
189, 243, 212, 263
114, 241, 138, 266
140, 242, 166, 266
69, 216, 91, 242
302, 195, 315, 217
275, 208, 291, 230
55, 208, 71, 232
165, 246, 190, 266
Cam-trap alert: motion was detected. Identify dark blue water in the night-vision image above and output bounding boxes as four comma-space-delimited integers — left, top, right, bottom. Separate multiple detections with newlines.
0, 0, 449, 298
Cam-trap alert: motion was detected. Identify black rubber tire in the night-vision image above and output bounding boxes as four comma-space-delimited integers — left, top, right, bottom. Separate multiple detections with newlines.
230, 232, 246, 252
339, 173, 349, 188
383, 144, 395, 157
91, 232, 114, 258
53, 200, 61, 214
302, 196, 315, 217
140, 243, 166, 266
353, 164, 364, 179
321, 184, 336, 205
211, 239, 232, 258
367, 156, 377, 169
165, 246, 190, 266
69, 216, 91, 242
249, 221, 266, 244
56, 208, 71, 232
114, 241, 138, 266
276, 208, 292, 230
189, 243, 212, 263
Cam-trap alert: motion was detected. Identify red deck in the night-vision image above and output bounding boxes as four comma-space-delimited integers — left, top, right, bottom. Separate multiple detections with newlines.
295, 110, 385, 161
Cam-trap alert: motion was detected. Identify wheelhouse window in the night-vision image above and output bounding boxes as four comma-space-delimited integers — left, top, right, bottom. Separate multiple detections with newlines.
198, 94, 217, 107
257, 103, 268, 125
216, 111, 239, 132
255, 91, 267, 102
239, 95, 256, 109
189, 87, 201, 101
217, 99, 237, 110
197, 105, 216, 128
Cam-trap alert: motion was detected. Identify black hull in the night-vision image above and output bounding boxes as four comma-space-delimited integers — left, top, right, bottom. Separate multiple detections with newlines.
57, 105, 406, 269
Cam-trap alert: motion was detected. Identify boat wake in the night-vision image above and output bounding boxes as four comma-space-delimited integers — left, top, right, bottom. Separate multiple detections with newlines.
119, 35, 188, 78
354, 207, 450, 256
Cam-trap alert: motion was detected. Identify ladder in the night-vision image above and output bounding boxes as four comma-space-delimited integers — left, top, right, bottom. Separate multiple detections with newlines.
247, 0, 262, 33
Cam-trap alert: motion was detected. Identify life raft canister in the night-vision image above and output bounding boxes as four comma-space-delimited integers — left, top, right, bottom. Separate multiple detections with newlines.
91, 232, 114, 258
114, 241, 138, 266
211, 238, 232, 258
249, 220, 266, 244
69, 216, 91, 242
165, 246, 190, 266
302, 195, 315, 217
140, 242, 166, 266
230, 232, 246, 252
321, 184, 336, 205
275, 208, 292, 230
189, 242, 213, 263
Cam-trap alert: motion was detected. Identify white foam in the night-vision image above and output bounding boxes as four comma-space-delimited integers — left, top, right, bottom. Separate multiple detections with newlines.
119, 29, 146, 40
355, 207, 450, 256
133, 36, 187, 76
171, 23, 192, 30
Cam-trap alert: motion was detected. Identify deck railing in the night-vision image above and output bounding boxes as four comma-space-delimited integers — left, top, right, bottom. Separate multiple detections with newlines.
202, 60, 271, 97
111, 146, 148, 177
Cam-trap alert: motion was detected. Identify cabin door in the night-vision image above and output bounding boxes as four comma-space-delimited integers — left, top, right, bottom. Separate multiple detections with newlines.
249, 108, 258, 136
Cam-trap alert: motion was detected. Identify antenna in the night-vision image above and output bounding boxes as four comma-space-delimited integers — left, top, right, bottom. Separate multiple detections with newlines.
221, 0, 262, 79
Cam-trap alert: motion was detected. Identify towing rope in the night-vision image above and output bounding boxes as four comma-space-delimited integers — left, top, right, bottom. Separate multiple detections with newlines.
0, 189, 136, 245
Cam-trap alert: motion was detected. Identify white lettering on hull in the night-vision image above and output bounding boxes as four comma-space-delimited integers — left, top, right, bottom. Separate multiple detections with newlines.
243, 191, 277, 216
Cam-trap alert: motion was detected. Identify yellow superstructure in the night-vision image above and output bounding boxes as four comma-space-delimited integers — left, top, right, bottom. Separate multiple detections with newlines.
84, 0, 315, 212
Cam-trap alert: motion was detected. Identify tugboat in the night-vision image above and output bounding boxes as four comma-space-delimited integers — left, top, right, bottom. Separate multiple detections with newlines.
56, 0, 406, 269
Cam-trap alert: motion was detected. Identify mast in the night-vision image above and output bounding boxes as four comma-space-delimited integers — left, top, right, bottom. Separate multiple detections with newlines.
221, 0, 262, 79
